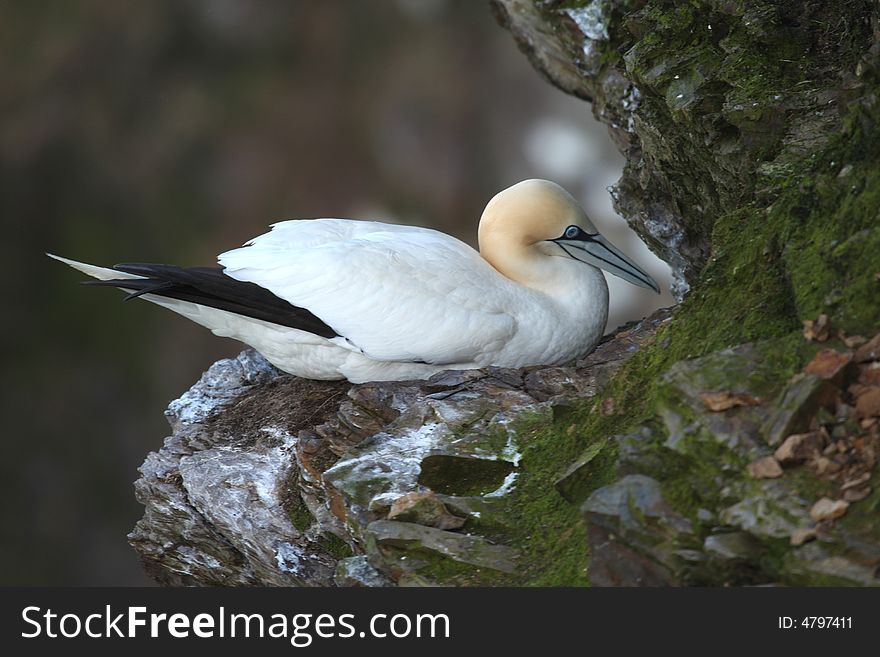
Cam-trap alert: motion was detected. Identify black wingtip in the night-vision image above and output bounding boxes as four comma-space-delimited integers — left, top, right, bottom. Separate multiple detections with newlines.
77, 264, 340, 339
80, 278, 174, 301
123, 288, 150, 301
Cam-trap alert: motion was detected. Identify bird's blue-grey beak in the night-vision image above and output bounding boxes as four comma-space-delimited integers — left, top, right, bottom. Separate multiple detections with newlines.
552, 226, 661, 294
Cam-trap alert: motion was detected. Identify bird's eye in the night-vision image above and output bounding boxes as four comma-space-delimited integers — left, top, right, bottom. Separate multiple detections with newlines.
564, 225, 580, 239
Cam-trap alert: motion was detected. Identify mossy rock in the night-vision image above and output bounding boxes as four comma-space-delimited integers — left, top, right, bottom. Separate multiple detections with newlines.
491, 0, 880, 586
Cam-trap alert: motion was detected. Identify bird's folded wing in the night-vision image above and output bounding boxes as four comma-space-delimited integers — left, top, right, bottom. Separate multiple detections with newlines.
219, 220, 517, 365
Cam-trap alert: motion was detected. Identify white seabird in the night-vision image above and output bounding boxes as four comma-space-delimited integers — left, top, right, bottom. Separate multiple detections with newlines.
49, 179, 659, 383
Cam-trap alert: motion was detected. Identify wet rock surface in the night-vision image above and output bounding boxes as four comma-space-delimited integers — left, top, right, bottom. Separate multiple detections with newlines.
130, 311, 671, 586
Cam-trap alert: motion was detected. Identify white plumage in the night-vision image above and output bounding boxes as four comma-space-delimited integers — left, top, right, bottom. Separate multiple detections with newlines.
50, 179, 659, 383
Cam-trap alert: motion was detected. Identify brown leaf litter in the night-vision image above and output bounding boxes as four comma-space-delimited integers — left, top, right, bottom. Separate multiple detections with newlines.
699, 391, 762, 412
803, 314, 831, 342
747, 456, 783, 479
777, 322, 880, 545
803, 348, 852, 380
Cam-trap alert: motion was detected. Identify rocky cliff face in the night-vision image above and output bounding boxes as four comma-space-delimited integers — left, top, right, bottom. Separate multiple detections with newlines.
131, 0, 880, 585
130, 312, 669, 585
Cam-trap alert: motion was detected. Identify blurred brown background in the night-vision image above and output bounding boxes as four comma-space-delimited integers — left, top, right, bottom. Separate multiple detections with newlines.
1, 0, 672, 585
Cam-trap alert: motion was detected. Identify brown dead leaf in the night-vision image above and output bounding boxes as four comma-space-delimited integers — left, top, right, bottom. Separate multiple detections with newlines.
849, 383, 869, 398
855, 333, 880, 362
810, 453, 844, 476
774, 432, 822, 464
854, 387, 880, 418
699, 391, 762, 412
803, 348, 852, 379
843, 487, 871, 502
859, 363, 880, 386
747, 456, 783, 479
838, 331, 867, 349
841, 472, 871, 490
790, 527, 817, 546
803, 314, 831, 342
809, 497, 849, 521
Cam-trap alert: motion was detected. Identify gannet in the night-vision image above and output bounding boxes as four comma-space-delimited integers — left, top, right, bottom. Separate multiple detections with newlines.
50, 179, 659, 383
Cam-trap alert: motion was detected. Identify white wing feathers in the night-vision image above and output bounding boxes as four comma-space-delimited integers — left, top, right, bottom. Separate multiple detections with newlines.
219, 219, 517, 365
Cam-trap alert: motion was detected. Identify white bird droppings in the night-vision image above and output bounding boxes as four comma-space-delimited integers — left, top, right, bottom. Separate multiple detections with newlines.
565, 1, 609, 41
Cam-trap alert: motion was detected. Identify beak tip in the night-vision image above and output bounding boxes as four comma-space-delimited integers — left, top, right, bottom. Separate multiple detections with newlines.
559, 234, 663, 295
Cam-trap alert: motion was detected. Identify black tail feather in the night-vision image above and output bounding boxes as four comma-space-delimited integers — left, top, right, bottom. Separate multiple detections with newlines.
85, 278, 175, 301
87, 264, 339, 339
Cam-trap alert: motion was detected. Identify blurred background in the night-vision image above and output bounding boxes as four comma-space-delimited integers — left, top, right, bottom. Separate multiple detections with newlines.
1, 0, 672, 585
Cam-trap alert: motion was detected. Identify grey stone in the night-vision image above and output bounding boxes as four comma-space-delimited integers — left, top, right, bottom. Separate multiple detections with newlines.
785, 543, 880, 586
703, 532, 761, 561
763, 375, 837, 446
583, 475, 695, 586
387, 492, 466, 530
366, 520, 518, 574
583, 475, 693, 537
334, 556, 391, 587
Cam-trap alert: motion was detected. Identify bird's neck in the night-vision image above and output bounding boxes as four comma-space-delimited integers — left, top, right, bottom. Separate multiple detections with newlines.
483, 243, 609, 349
480, 239, 609, 352
481, 240, 568, 289
482, 239, 606, 304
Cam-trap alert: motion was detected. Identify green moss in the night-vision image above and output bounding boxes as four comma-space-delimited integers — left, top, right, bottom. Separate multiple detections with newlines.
378, 545, 505, 586
282, 470, 314, 533
315, 533, 354, 560
417, 455, 515, 496
492, 408, 612, 586
555, 437, 616, 503
288, 497, 313, 533
779, 166, 880, 333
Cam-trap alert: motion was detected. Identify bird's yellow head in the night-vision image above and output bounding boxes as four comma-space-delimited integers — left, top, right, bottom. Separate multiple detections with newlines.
478, 179, 660, 293
479, 179, 593, 246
